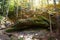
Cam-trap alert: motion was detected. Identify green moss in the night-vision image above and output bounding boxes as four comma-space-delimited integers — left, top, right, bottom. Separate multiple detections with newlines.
6, 16, 51, 32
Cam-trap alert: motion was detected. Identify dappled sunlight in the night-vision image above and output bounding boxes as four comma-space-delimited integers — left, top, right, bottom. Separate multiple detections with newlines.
0, 0, 60, 40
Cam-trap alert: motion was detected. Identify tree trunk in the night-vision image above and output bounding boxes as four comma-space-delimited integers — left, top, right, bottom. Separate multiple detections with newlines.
53, 0, 56, 10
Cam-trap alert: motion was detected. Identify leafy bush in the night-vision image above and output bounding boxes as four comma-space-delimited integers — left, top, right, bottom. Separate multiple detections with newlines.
0, 15, 3, 21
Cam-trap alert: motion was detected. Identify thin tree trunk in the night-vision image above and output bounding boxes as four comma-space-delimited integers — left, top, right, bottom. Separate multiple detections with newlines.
53, 0, 56, 10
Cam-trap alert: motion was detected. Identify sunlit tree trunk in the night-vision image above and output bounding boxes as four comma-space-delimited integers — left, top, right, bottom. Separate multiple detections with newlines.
47, 0, 49, 8
0, 0, 3, 14
53, 0, 56, 10
40, 0, 43, 9
47, 0, 53, 39
6, 0, 10, 18
16, 0, 18, 18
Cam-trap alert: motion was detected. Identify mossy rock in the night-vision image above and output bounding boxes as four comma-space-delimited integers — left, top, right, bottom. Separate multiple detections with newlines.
6, 16, 53, 32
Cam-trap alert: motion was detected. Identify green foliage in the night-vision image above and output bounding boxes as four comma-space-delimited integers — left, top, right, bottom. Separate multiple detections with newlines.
8, 11, 16, 20
9, 5, 14, 11
18, 38, 24, 40
9, 0, 15, 11
0, 15, 3, 21
6, 28, 14, 32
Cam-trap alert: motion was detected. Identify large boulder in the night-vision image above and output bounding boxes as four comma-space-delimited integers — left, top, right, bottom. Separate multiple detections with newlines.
5, 16, 54, 32
12, 16, 51, 28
